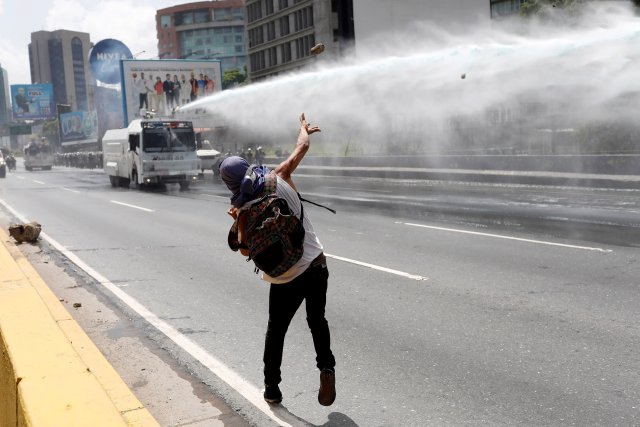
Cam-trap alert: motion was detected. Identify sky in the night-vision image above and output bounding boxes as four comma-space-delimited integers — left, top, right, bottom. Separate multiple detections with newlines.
0, 0, 184, 86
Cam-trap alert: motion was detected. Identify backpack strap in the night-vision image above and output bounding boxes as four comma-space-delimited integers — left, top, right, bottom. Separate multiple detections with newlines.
263, 170, 277, 195
298, 194, 337, 214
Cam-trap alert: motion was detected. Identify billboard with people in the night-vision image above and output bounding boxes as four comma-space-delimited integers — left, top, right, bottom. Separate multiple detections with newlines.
59, 111, 99, 146
11, 84, 54, 120
120, 59, 222, 125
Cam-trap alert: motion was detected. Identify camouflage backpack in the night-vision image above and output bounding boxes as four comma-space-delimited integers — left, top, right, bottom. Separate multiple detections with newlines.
228, 171, 305, 277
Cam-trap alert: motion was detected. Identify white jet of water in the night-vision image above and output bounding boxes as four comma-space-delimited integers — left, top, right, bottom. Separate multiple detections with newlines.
181, 2, 640, 153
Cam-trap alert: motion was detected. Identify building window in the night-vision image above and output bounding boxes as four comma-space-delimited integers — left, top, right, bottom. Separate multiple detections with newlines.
48, 39, 66, 105
232, 8, 244, 20
248, 27, 264, 47
280, 15, 290, 36
266, 21, 276, 41
267, 46, 278, 67
295, 34, 314, 59
266, 0, 275, 15
294, 6, 313, 32
214, 8, 232, 21
194, 9, 210, 23
71, 37, 87, 110
281, 42, 292, 63
160, 15, 171, 28
250, 51, 266, 72
247, 2, 262, 23
278, 0, 289, 9
179, 12, 194, 25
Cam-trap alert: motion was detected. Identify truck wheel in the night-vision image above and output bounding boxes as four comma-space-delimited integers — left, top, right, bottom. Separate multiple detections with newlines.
109, 175, 117, 187
119, 177, 130, 187
131, 170, 143, 189
179, 181, 190, 191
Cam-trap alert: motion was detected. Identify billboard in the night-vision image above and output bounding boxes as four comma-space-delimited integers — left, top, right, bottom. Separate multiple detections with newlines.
120, 59, 222, 125
89, 39, 133, 85
59, 111, 98, 146
11, 84, 54, 120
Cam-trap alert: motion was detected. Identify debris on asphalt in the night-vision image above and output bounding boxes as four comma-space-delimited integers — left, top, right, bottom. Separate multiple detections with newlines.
8, 221, 42, 243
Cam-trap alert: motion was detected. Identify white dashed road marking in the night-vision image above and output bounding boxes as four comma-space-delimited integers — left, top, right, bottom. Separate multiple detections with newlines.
397, 221, 612, 253
110, 200, 154, 212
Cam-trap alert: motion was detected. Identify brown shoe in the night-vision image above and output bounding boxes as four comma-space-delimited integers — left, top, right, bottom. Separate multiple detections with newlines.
318, 368, 336, 406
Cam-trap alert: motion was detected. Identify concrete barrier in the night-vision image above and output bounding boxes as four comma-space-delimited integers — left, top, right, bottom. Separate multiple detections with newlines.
262, 154, 640, 189
0, 229, 159, 426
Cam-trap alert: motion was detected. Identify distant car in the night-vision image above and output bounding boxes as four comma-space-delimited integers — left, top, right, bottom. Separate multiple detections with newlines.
197, 140, 221, 173
0, 152, 6, 178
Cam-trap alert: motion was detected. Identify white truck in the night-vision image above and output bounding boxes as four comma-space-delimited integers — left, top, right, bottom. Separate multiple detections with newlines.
102, 119, 200, 190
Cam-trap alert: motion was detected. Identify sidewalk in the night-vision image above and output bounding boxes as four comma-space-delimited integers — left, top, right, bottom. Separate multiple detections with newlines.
0, 228, 159, 426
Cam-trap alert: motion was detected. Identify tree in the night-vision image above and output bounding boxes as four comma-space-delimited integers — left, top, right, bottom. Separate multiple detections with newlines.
519, 0, 587, 18
41, 119, 60, 146
222, 68, 247, 90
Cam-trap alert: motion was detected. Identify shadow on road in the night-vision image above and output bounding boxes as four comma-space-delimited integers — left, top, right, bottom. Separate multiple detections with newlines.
270, 404, 359, 427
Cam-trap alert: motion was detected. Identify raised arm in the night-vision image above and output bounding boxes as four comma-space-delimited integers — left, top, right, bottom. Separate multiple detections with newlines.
274, 113, 320, 190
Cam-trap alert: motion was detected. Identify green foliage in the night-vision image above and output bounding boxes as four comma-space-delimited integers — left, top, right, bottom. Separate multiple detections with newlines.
519, 0, 587, 18
41, 119, 59, 144
222, 68, 247, 90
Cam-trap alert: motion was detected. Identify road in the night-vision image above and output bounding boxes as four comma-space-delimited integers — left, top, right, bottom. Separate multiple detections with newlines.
1, 164, 639, 426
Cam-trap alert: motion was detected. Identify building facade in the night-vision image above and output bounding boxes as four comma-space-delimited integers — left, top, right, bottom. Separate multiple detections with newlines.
352, 0, 491, 47
29, 30, 95, 112
156, 0, 247, 75
0, 66, 9, 126
351, 0, 492, 53
245, 0, 355, 82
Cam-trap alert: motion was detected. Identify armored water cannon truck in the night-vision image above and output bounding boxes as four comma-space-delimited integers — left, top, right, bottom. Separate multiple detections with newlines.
102, 119, 200, 190
24, 139, 54, 171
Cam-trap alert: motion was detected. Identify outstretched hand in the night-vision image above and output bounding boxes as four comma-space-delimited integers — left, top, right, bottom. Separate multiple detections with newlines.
300, 113, 321, 135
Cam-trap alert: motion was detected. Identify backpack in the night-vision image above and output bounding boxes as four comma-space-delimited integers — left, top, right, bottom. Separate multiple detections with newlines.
228, 172, 305, 277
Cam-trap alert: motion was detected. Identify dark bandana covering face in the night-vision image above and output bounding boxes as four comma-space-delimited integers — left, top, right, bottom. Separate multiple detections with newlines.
220, 156, 270, 207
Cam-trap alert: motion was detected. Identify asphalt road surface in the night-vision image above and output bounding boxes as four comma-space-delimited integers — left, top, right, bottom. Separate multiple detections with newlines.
1, 165, 639, 426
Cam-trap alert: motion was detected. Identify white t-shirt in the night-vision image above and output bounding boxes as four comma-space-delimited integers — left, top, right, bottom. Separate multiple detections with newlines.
180, 80, 191, 99
261, 176, 323, 284
131, 77, 141, 96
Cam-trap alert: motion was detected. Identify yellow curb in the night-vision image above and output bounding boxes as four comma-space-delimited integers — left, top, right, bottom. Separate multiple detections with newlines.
0, 229, 160, 426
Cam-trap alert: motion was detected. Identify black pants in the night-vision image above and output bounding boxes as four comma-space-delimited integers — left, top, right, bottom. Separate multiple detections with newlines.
263, 260, 336, 386
139, 93, 148, 109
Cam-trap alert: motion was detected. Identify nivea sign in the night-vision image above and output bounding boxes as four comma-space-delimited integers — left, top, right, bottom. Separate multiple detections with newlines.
89, 39, 133, 84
